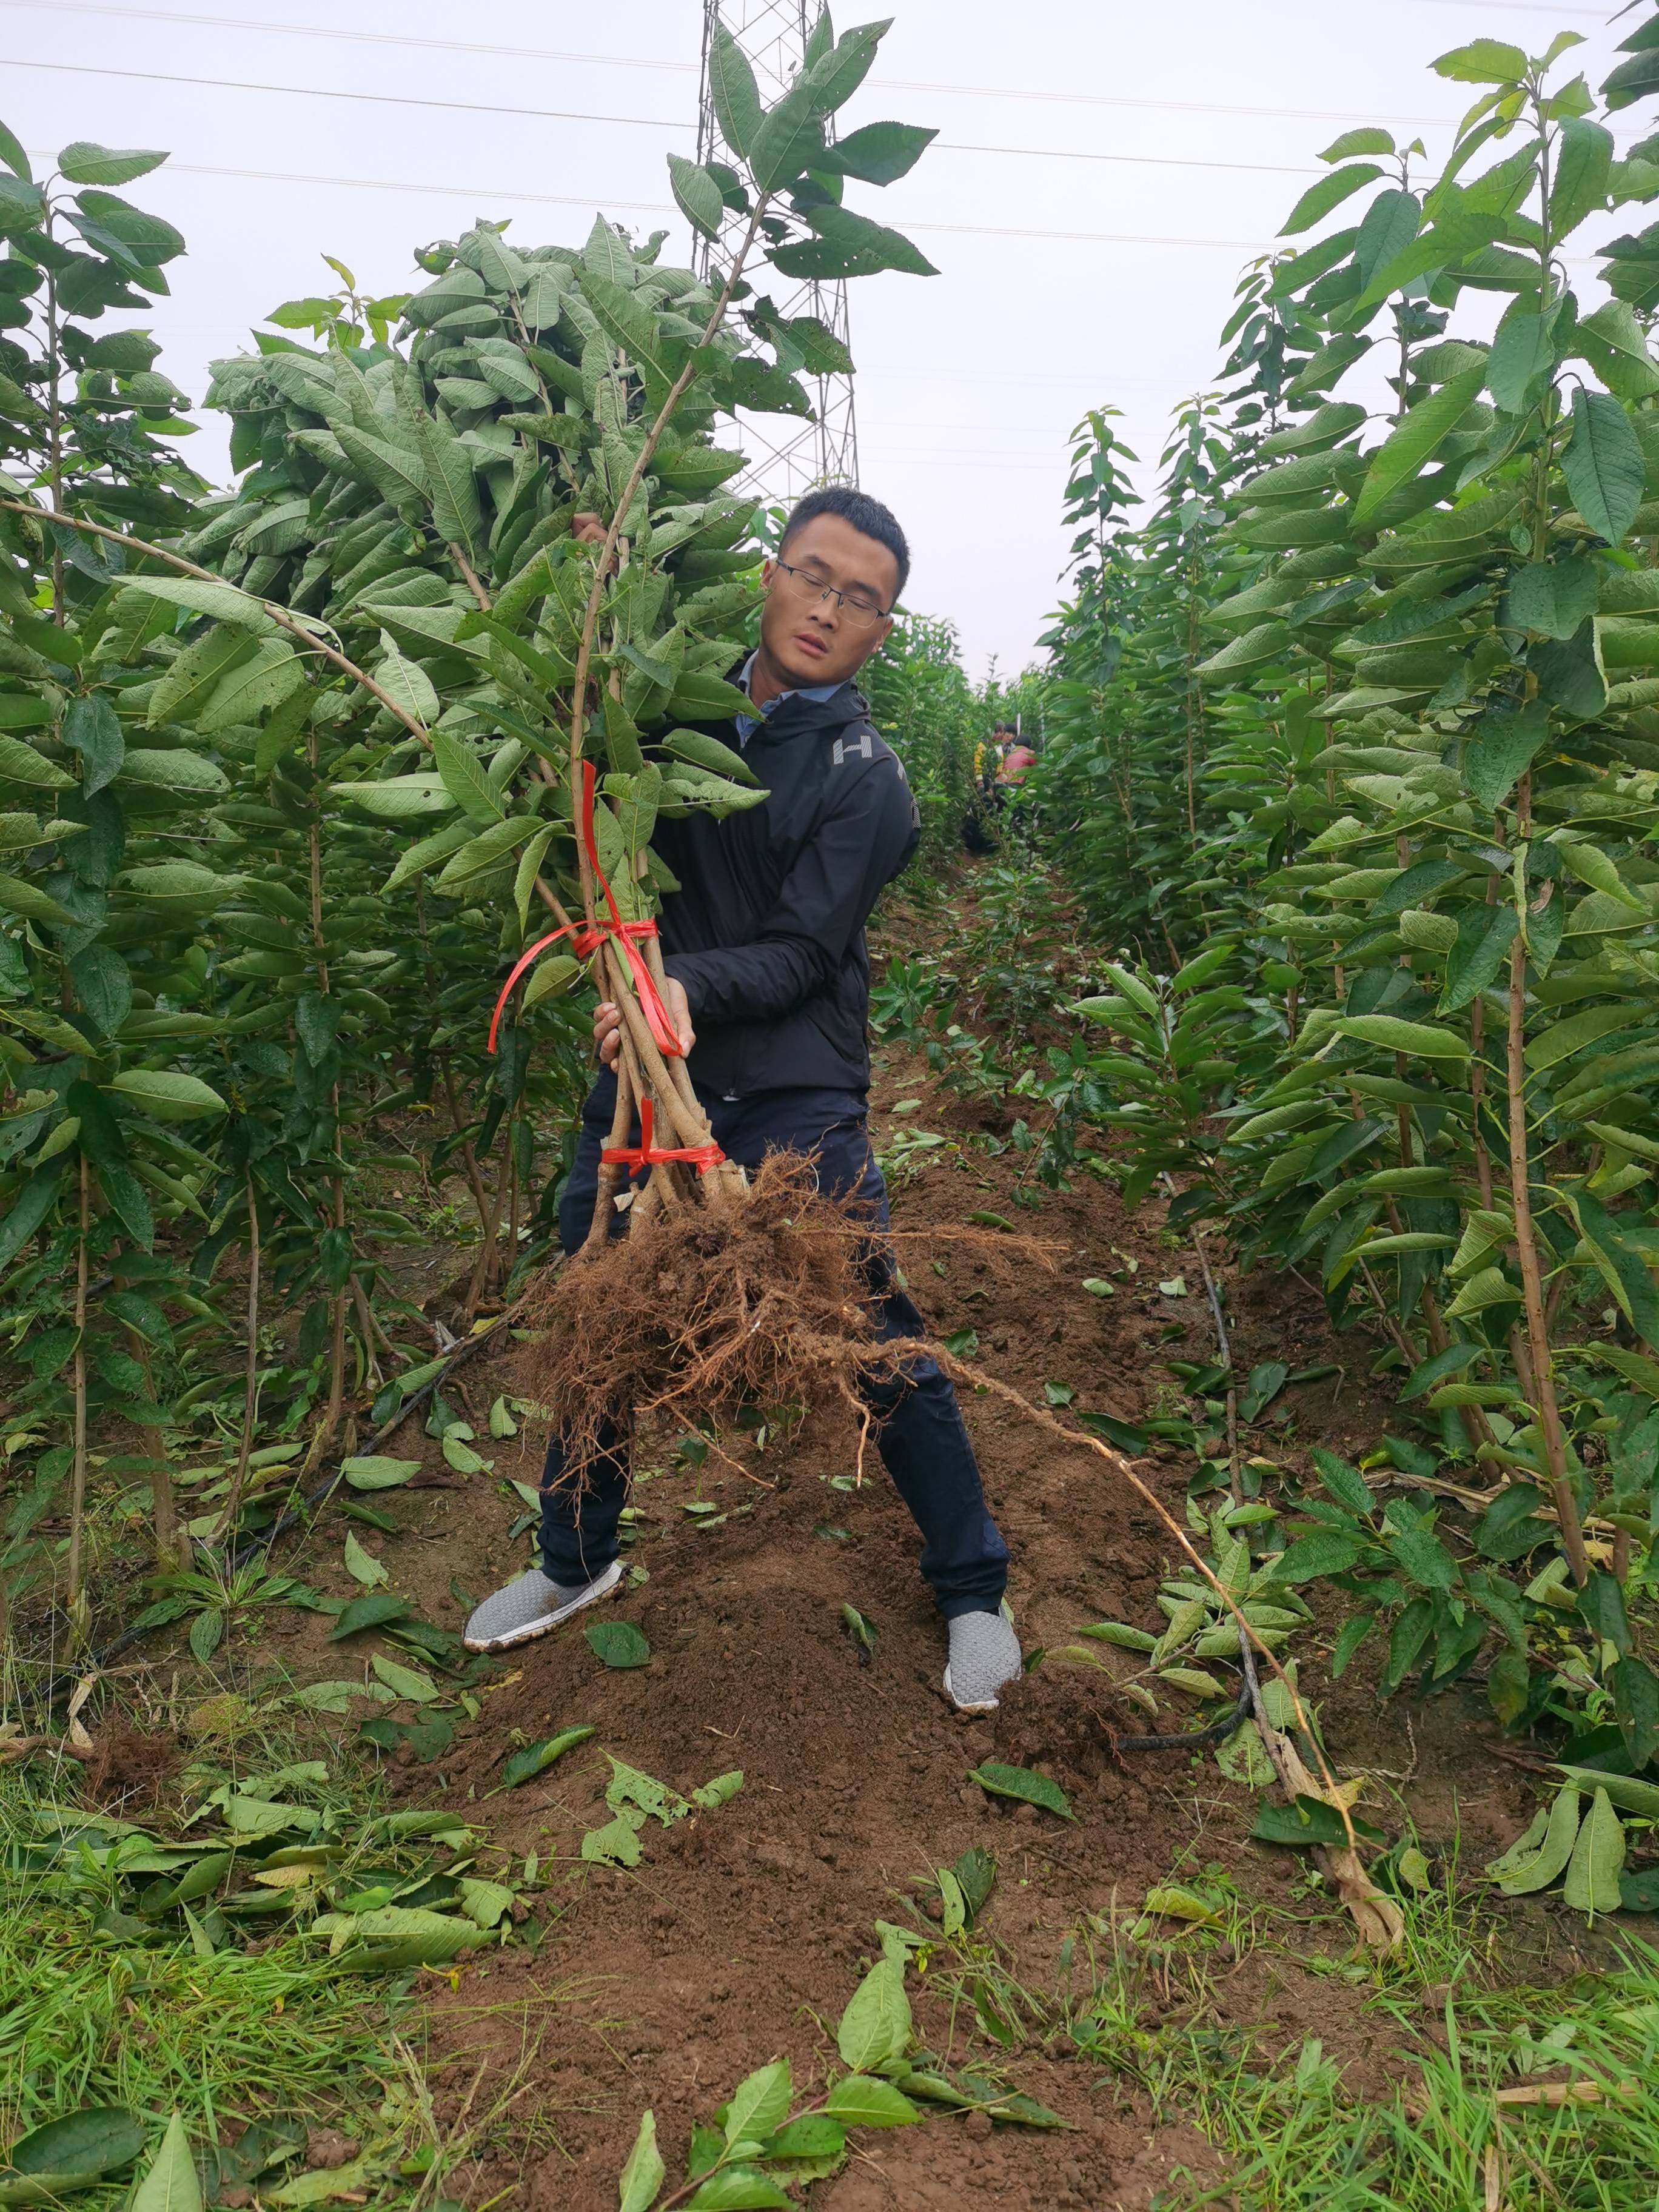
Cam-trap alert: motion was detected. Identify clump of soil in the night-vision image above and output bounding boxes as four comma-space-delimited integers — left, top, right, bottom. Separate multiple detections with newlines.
518, 1152, 903, 1471
80, 1721, 180, 1813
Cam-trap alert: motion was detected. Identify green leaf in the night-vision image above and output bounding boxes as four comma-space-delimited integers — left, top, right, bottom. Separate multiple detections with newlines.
1486, 1805, 1550, 1879
659, 728, 760, 788
0, 734, 71, 790
501, 1724, 596, 1790
1310, 1447, 1375, 1517
967, 1762, 1074, 1820
188, 1609, 223, 1665
685, 2173, 791, 2212
414, 417, 483, 553
580, 1811, 644, 1868
802, 19, 888, 115
1077, 1620, 1157, 1651
1319, 128, 1396, 163
61, 695, 124, 798
370, 1653, 439, 1704
343, 1532, 387, 1589
1554, 1766, 1659, 1819
1611, 1654, 1659, 1769
58, 142, 167, 188
340, 1455, 421, 1491
1509, 557, 1599, 640
690, 1769, 744, 1809
1433, 38, 1527, 84
328, 1593, 409, 1640
1563, 387, 1645, 546
708, 23, 762, 157
0, 873, 79, 930
1549, 116, 1614, 242
126, 2113, 201, 2212
667, 155, 725, 239
118, 575, 273, 630
0, 2108, 143, 2203
1496, 1784, 1581, 1893
822, 2077, 920, 2128
1271, 1531, 1366, 1581
1571, 1187, 1659, 1347
1383, 1524, 1457, 1593
618, 2111, 665, 2212
1574, 299, 1659, 401
837, 1957, 912, 2072
1352, 365, 1486, 528
324, 1906, 484, 1971
725, 2060, 792, 2148
106, 1071, 227, 1121
375, 632, 438, 726
1249, 1795, 1359, 1848
1330, 1612, 1376, 1679
1562, 1786, 1624, 1915
431, 730, 503, 825
819, 119, 936, 186
1486, 306, 1558, 414
1332, 1014, 1470, 1060
772, 207, 937, 280
0, 120, 31, 183
584, 1619, 650, 1668
1278, 163, 1383, 238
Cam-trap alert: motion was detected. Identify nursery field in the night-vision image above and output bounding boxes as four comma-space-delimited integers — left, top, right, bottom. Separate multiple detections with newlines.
8, 5, 1659, 2208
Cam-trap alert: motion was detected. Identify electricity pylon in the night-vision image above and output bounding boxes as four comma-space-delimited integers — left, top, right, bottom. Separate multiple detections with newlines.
695, 0, 860, 505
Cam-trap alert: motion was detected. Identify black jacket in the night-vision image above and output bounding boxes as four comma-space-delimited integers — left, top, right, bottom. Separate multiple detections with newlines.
654, 678, 920, 1098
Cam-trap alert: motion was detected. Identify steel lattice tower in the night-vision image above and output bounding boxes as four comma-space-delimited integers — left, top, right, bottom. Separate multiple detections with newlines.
695, 0, 859, 504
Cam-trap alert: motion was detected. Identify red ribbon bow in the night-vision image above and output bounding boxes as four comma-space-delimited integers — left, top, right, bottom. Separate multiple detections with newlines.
488, 759, 685, 1061
602, 1094, 724, 1178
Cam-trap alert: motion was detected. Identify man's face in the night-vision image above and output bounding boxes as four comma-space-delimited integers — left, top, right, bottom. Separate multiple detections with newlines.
758, 513, 898, 691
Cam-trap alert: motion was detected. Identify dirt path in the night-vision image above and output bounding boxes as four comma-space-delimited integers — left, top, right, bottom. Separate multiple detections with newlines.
251, 949, 1555, 2206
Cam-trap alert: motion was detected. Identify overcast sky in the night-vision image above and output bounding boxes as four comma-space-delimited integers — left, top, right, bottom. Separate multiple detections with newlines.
4, 0, 1637, 677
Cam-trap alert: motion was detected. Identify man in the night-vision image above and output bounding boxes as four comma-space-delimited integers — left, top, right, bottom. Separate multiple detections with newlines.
994, 726, 1036, 787
464, 487, 1021, 1711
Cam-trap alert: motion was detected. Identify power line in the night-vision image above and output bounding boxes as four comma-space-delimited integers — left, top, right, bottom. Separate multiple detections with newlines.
5, 1, 1464, 129
9, 58, 691, 135
9, 58, 1327, 176
121, 156, 1277, 253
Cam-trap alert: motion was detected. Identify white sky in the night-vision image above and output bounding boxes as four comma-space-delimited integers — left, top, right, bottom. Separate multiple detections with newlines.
5, 0, 1638, 676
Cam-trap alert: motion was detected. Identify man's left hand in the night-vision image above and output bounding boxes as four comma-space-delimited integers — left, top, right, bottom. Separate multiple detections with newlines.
594, 977, 694, 1067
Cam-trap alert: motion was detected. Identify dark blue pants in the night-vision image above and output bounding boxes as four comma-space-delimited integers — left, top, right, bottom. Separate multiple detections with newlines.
540, 1075, 1009, 1620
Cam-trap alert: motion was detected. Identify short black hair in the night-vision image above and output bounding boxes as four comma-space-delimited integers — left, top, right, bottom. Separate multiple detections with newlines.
778, 485, 909, 605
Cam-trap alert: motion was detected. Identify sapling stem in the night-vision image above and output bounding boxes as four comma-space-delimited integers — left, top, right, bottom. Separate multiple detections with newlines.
217, 1169, 263, 1546
1505, 925, 1588, 1585
65, 1153, 90, 1637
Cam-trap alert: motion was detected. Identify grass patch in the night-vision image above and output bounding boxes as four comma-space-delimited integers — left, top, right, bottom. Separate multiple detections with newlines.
901, 1837, 1659, 2211
0, 1698, 554, 2207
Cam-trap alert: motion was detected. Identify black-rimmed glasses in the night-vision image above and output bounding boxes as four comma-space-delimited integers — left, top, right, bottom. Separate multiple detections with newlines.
772, 558, 891, 629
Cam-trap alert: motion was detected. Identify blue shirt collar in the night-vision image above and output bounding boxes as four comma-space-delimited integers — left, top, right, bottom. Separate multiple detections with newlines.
732, 650, 842, 744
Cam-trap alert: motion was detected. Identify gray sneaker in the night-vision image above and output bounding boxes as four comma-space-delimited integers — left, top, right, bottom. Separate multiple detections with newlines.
943, 1607, 1022, 1712
463, 1561, 622, 1652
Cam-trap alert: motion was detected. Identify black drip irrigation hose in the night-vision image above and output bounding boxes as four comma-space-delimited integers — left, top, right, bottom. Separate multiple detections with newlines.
1111, 1681, 1253, 1755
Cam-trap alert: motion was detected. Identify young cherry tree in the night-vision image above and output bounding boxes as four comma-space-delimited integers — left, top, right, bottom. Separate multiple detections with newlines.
201, 12, 937, 1251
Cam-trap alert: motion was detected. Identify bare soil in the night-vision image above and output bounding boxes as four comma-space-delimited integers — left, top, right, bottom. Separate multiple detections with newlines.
238, 1018, 1580, 2209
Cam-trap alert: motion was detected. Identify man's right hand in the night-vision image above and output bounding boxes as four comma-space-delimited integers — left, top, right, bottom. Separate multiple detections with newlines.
594, 977, 694, 1068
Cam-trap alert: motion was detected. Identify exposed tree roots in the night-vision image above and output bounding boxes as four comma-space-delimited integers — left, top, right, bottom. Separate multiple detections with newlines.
518, 1154, 907, 1471
517, 1161, 1397, 1949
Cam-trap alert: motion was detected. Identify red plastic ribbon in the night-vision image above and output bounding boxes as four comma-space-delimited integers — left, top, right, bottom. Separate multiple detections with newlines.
488, 760, 685, 1061
601, 1095, 725, 1178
